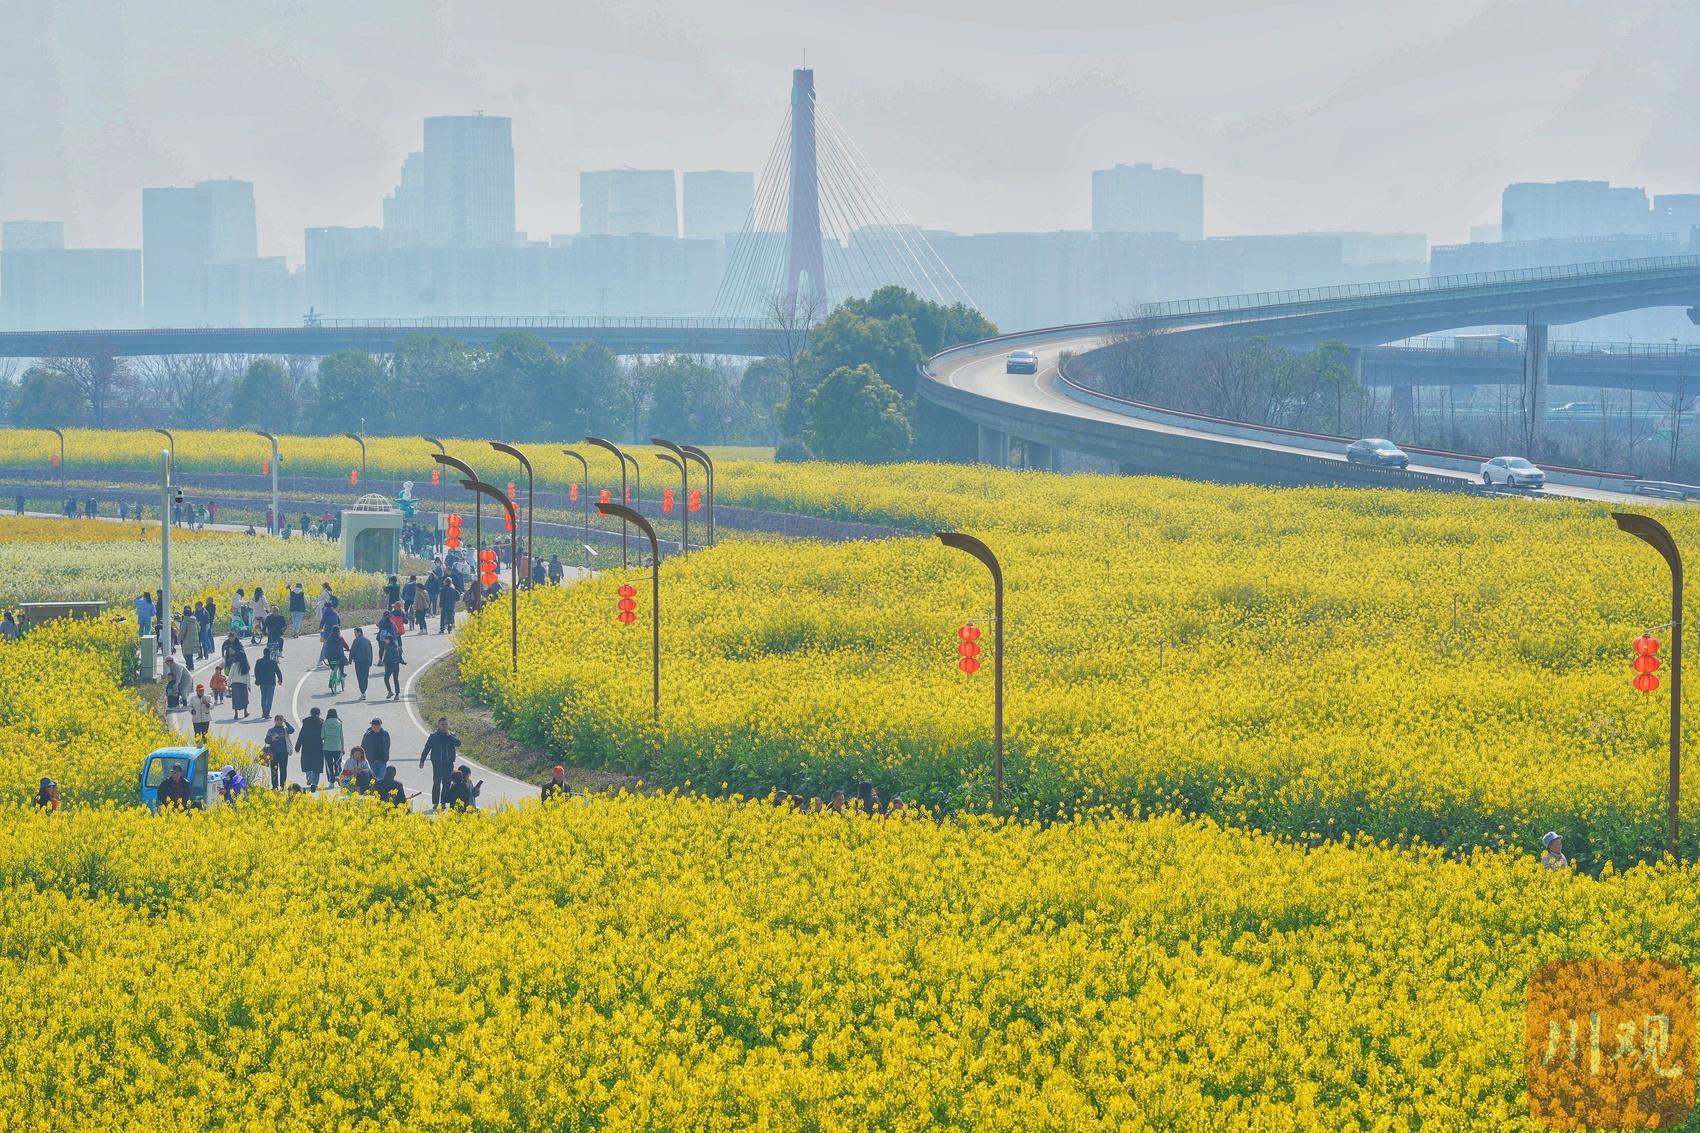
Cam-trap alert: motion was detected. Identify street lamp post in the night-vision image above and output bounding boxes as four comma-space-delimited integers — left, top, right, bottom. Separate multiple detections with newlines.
598, 502, 660, 725
489, 442, 534, 586
45, 426, 64, 493
585, 437, 630, 568
456, 478, 520, 674
152, 427, 174, 469
937, 531, 1005, 810
343, 432, 366, 484
1613, 510, 1685, 860
680, 444, 716, 547
656, 452, 689, 554
159, 449, 172, 668
561, 448, 591, 541
251, 431, 280, 535
423, 437, 447, 536
432, 453, 483, 577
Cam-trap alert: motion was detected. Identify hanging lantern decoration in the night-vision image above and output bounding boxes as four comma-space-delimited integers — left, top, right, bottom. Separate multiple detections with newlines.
569, 483, 579, 502
430, 468, 440, 485
50, 453, 58, 467
598, 489, 612, 505
623, 486, 631, 504
261, 459, 270, 475
617, 583, 637, 625
507, 482, 516, 499
957, 624, 982, 674
688, 488, 703, 513
350, 469, 359, 486
479, 547, 499, 587
663, 488, 676, 514
1632, 634, 1662, 692
504, 512, 514, 532
444, 513, 463, 550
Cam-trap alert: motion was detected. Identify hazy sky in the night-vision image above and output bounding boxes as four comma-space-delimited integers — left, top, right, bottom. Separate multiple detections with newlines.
4, 0, 1699, 265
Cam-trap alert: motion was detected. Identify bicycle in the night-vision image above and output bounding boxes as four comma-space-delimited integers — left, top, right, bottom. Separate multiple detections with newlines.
328, 662, 346, 695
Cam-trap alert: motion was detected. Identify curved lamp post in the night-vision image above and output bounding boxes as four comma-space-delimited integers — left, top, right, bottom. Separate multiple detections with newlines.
457, 478, 519, 674
561, 448, 591, 541
342, 432, 366, 484
585, 437, 630, 568
655, 451, 689, 554
1613, 510, 1684, 860
598, 501, 660, 725
432, 453, 483, 572
45, 426, 65, 493
937, 531, 1005, 809
250, 431, 280, 534
158, 449, 172, 665
489, 442, 534, 585
679, 444, 715, 547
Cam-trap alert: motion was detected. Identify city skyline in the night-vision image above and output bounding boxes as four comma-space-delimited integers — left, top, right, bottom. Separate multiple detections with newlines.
3, 0, 1699, 265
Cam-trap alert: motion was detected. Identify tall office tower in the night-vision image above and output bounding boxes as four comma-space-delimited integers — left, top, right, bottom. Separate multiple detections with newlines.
383, 152, 427, 246
682, 170, 754, 240
1501, 181, 1652, 242
199, 178, 258, 260
2, 221, 63, 250
579, 170, 678, 237
1092, 163, 1204, 242
422, 115, 516, 248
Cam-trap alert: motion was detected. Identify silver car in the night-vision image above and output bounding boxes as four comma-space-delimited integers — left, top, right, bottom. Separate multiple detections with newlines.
1481, 456, 1546, 489
1344, 438, 1410, 469
1005, 350, 1039, 375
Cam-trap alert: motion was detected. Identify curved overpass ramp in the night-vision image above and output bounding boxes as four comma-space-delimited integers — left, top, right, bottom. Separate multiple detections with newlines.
920, 257, 1700, 504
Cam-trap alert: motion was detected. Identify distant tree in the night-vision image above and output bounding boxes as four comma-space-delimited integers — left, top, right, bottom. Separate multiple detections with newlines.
392, 334, 485, 437
802, 307, 925, 398
840, 285, 997, 355
564, 342, 626, 441
228, 358, 300, 431
804, 364, 913, 464
39, 354, 131, 428
739, 357, 788, 445
645, 355, 746, 444
136, 353, 240, 427
485, 332, 567, 441
9, 366, 85, 429
312, 351, 392, 434
759, 290, 824, 439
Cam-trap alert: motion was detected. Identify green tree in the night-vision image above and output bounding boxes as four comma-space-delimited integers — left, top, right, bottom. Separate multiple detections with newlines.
486, 332, 569, 440
563, 342, 624, 440
803, 364, 914, 463
645, 355, 745, 444
841, 285, 998, 355
229, 358, 301, 431
311, 351, 391, 434
392, 335, 486, 437
9, 366, 84, 429
739, 357, 788, 445
802, 307, 925, 400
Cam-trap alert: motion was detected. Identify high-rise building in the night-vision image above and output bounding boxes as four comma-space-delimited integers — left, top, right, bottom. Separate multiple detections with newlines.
580, 170, 678, 237
422, 115, 516, 248
2, 221, 64, 251
199, 178, 258, 260
383, 153, 426, 247
1501, 181, 1652, 242
1092, 163, 1204, 242
1, 221, 140, 330
142, 179, 263, 325
682, 170, 754, 240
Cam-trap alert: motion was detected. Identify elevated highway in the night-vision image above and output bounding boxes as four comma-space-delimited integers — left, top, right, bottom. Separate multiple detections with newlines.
921, 257, 1700, 502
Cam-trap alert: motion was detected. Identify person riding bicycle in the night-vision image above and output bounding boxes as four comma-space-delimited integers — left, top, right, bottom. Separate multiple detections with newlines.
323, 627, 350, 693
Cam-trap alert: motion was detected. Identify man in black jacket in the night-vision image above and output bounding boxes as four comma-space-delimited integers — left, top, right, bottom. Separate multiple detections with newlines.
374, 764, 409, 806
254, 649, 284, 718
418, 718, 461, 808
437, 574, 460, 634
221, 631, 247, 671
349, 627, 374, 699
541, 765, 570, 802
156, 763, 193, 810
262, 715, 294, 789
363, 717, 391, 778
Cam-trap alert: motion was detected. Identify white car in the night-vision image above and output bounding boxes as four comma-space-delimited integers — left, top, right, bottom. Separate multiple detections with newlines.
1481, 456, 1546, 489
1005, 350, 1039, 375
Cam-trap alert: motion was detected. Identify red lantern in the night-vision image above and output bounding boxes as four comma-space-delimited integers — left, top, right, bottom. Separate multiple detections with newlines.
1635, 673, 1661, 693
959, 657, 981, 674
431, 468, 440, 485
688, 489, 702, 513
445, 536, 461, 549
569, 483, 579, 502
958, 624, 982, 642
507, 482, 516, 499
663, 488, 676, 514
623, 486, 631, 504
261, 459, 270, 475
350, 469, 359, 486
598, 489, 612, 505
504, 514, 514, 532
958, 640, 980, 659
1634, 635, 1660, 655
447, 514, 462, 529
617, 583, 637, 625
1633, 654, 1661, 675
50, 453, 58, 467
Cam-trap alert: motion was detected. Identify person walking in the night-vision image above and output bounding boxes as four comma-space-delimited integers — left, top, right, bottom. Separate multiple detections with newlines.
383, 575, 401, 609
321, 709, 346, 784
548, 554, 564, 585
295, 708, 326, 791
418, 718, 461, 809
250, 587, 271, 643
363, 718, 392, 780
196, 600, 214, 658
438, 573, 460, 634
228, 654, 252, 719
179, 607, 199, 666
263, 715, 294, 789
349, 627, 373, 699
189, 686, 213, 739
263, 606, 287, 658
254, 648, 282, 719
209, 665, 227, 706
221, 630, 247, 672
380, 629, 405, 700
288, 583, 307, 637
426, 565, 443, 615
135, 592, 154, 638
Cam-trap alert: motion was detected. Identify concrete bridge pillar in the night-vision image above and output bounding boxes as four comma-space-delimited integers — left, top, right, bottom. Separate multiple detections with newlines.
1524, 316, 1549, 454
1390, 383, 1414, 431
1021, 440, 1060, 471
976, 425, 1009, 466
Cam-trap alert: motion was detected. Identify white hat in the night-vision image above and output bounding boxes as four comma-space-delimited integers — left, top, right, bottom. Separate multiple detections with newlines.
1542, 831, 1562, 848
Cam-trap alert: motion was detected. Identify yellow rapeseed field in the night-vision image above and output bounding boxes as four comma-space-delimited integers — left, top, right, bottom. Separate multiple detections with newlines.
459, 463, 1700, 868
2, 793, 1697, 1133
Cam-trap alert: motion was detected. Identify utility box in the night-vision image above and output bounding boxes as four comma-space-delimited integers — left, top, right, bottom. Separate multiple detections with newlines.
341, 494, 402, 575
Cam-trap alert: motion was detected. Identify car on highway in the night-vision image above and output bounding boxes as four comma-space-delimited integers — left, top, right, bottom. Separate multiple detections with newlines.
1481, 456, 1546, 489
1344, 438, 1410, 469
1550, 402, 1601, 416
1005, 349, 1039, 374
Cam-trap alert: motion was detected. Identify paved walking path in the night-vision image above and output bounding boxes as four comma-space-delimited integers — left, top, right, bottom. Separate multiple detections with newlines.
167, 614, 541, 810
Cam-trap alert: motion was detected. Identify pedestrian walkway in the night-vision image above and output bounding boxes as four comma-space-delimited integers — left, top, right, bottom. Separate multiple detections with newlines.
170, 615, 537, 809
